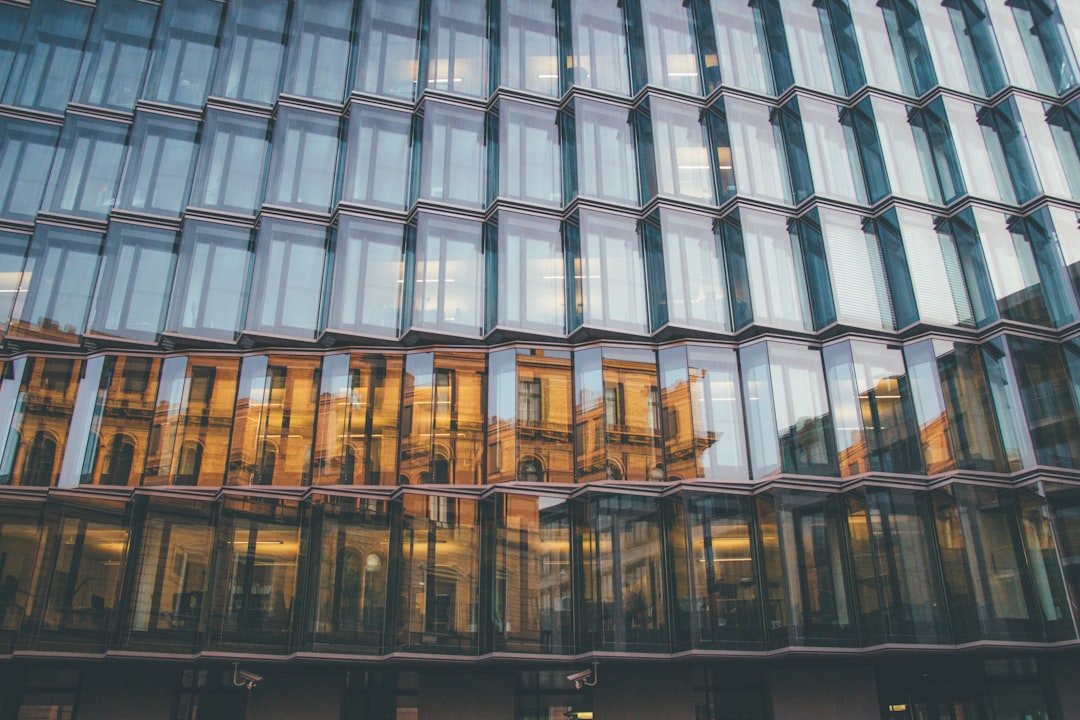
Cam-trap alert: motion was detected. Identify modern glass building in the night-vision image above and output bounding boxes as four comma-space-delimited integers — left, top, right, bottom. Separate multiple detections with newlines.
0, 0, 1079, 717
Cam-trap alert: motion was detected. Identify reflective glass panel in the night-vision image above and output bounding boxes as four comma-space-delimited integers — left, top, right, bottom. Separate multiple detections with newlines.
212, 0, 288, 105
657, 209, 728, 332
1014, 488, 1074, 641
142, 0, 224, 108
420, 102, 486, 208
867, 97, 932, 203
0, 232, 29, 338
190, 111, 269, 214
2, 0, 92, 113
649, 97, 713, 202
10, 225, 103, 344
42, 116, 128, 219
0, 4, 28, 89
499, 100, 561, 207
487, 349, 574, 484
282, 0, 353, 103
570, 0, 630, 94
245, 219, 327, 340
496, 212, 565, 335
0, 500, 44, 652
88, 224, 177, 342
639, 0, 699, 93
166, 221, 252, 342
576, 210, 648, 334
308, 495, 392, 652
228, 355, 320, 486
426, 0, 487, 97
797, 97, 863, 203
1008, 336, 1080, 469
328, 216, 404, 338
395, 492, 481, 653
721, 97, 789, 204
500, 0, 559, 96
342, 104, 412, 210
116, 113, 199, 216
313, 353, 403, 487
778, 0, 839, 93
411, 214, 484, 337
817, 208, 893, 330
355, 0, 420, 100
886, 207, 974, 328
711, 1, 773, 94
0, 117, 59, 222
492, 493, 573, 653
72, 0, 157, 110
266, 108, 339, 212
574, 100, 638, 205
143, 355, 240, 487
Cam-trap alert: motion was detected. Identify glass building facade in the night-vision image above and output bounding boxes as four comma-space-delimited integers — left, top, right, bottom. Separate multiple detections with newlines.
0, 0, 1079, 718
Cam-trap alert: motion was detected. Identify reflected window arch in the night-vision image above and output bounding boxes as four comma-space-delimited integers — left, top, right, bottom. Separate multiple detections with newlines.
518, 457, 544, 483
432, 451, 451, 484
23, 431, 57, 487
175, 439, 204, 486
101, 433, 137, 486
605, 461, 623, 481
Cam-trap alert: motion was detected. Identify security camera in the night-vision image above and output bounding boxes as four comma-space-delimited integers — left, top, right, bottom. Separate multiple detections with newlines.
232, 663, 263, 690
566, 669, 592, 683
566, 663, 598, 689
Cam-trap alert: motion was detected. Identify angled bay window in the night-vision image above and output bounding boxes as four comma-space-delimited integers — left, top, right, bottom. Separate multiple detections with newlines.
0, 4, 28, 88
570, 99, 639, 205
757, 490, 855, 648
426, 0, 487, 97
2, 0, 91, 113
1013, 95, 1074, 201
72, 0, 157, 111
41, 116, 128, 219
1048, 101, 1080, 200
770, 0, 841, 94
719, 97, 790, 204
0, 232, 29, 339
88, 224, 177, 342
939, 97, 1013, 203
637, 0, 700, 94
76, 356, 160, 487
120, 495, 214, 653
577, 493, 669, 652
491, 492, 573, 653
9, 225, 103, 344
909, 99, 965, 204
395, 492, 481, 654
1009, 0, 1079, 94
398, 352, 486, 486
822, 341, 922, 477
208, 495, 301, 653
498, 100, 561, 207
266, 108, 340, 212
1008, 336, 1080, 469
419, 101, 487, 208
142, 0, 224, 108
313, 353, 403, 486
0, 357, 82, 487
650, 208, 729, 333
342, 104, 412, 210
874, 208, 974, 329
741, 342, 836, 479
166, 221, 252, 342
570, 209, 648, 335
281, 0, 353, 103
787, 97, 865, 204
977, 100, 1041, 204
645, 97, 713, 203
658, 346, 748, 482
856, 97, 932, 203
941, 0, 1007, 96
903, 339, 1022, 474
711, 0, 773, 95
721, 208, 812, 333
0, 497, 43, 653
981, 0, 1044, 94
305, 494, 392, 653
328, 216, 404, 339
116, 113, 199, 216
355, 0, 420, 100
573, 347, 662, 483
25, 496, 129, 653
494, 211, 565, 336
499, 0, 559, 96
487, 348, 574, 484
846, 0, 907, 94
228, 355, 320, 486
810, 207, 895, 331
569, 0, 630, 95
212, 0, 289, 105
143, 355, 240, 487
190, 110, 269, 214
0, 117, 59, 222
1040, 205, 1080, 304
681, 492, 761, 649
409, 214, 484, 337
245, 219, 328, 340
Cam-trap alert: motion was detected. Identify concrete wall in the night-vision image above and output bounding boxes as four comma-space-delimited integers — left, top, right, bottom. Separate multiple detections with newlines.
418, 670, 515, 720
594, 666, 698, 720
78, 668, 175, 720
246, 669, 341, 720
769, 662, 880, 720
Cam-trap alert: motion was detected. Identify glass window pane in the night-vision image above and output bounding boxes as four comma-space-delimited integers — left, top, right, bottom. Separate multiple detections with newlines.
167, 221, 252, 342
722, 97, 789, 204
570, 0, 630, 95
0, 358, 83, 486
88, 224, 176, 342
657, 209, 728, 332
499, 100, 560, 206
355, 0, 420, 100
0, 4, 28, 90
2, 0, 92, 113
779, 0, 840, 94
143, 355, 240, 487
245, 219, 327, 340
213, 0, 288, 105
496, 211, 564, 335
191, 110, 269, 214
142, 0, 224, 108
426, 0, 487, 97
116, 113, 199, 216
0, 499, 44, 652
73, 0, 157, 110
282, 0, 353, 103
649, 97, 713, 202
10, 226, 103, 344
639, 0, 699, 94
500, 0, 559, 96
267, 108, 339, 212
328, 216, 403, 338
796, 97, 863, 203
712, 1, 773, 94
420, 102, 486, 208
313, 353, 403, 486
411, 214, 484, 336
342, 103, 412, 210
576, 210, 648, 334
817, 208, 893, 330
42, 116, 128, 219
574, 100, 638, 205
1010, 336, 1080, 469
0, 232, 29, 339
395, 492, 480, 653
0, 118, 59, 222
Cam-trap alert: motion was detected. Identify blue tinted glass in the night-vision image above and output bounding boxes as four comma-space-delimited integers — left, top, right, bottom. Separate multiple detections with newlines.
42, 116, 128, 219
2, 0, 92, 113
213, 0, 289, 105
73, 0, 157, 110
142, 0, 224, 107
0, 118, 59, 222
89, 223, 177, 342
117, 113, 199, 216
